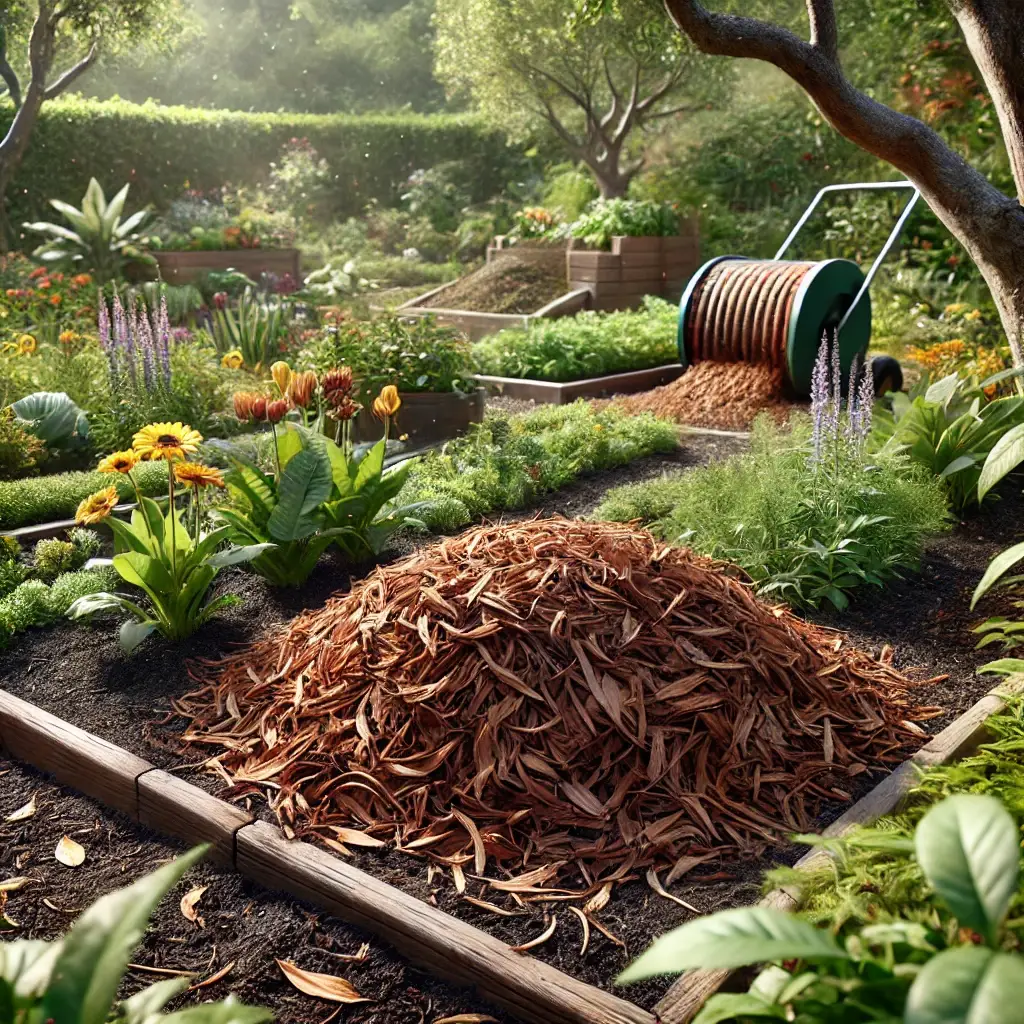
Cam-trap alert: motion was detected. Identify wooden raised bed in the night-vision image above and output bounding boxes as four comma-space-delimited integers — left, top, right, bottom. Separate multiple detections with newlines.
154, 248, 301, 286
1, 676, 1019, 1024
474, 363, 684, 405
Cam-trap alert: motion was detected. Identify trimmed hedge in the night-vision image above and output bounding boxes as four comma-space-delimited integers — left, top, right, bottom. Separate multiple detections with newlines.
1, 96, 518, 230
0, 461, 169, 530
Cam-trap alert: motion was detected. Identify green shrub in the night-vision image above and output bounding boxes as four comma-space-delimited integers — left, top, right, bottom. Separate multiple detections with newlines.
0, 405, 46, 480
0, 559, 27, 597
1, 96, 518, 229
594, 416, 950, 610
69, 525, 102, 560
0, 567, 117, 645
472, 296, 678, 381
402, 401, 679, 531
47, 567, 118, 615
0, 459, 168, 529
568, 198, 681, 250
32, 538, 79, 581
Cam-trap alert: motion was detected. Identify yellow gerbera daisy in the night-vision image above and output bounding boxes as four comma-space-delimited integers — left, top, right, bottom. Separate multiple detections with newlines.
221, 349, 244, 370
75, 485, 120, 525
17, 334, 37, 355
173, 462, 226, 489
132, 422, 203, 462
97, 449, 138, 475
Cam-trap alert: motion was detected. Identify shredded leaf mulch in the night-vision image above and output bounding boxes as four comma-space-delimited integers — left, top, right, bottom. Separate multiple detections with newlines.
177, 519, 939, 894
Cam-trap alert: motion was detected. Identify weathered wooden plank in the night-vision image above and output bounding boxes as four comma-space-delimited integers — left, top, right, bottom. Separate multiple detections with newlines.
0, 688, 150, 817
236, 822, 655, 1024
655, 677, 1024, 1023
138, 770, 253, 866
473, 364, 683, 406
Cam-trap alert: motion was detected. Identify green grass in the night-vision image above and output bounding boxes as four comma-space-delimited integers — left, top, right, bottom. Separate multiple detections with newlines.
0, 461, 169, 529
401, 400, 679, 532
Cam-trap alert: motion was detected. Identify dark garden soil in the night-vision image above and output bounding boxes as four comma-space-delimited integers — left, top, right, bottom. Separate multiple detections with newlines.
0, 757, 511, 1024
421, 253, 567, 315
3, 437, 1021, 1011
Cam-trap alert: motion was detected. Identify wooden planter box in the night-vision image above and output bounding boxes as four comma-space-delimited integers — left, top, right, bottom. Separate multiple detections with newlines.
154, 248, 301, 286
347, 387, 487, 446
474, 363, 684, 405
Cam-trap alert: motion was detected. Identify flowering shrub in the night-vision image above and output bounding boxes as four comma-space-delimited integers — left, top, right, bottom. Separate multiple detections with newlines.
508, 206, 561, 243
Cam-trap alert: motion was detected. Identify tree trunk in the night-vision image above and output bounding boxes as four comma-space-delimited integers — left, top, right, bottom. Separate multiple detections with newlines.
0, 88, 44, 251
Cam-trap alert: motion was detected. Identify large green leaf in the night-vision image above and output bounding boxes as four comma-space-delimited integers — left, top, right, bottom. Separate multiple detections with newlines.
971, 541, 1024, 609
119, 619, 157, 653
159, 996, 273, 1023
114, 551, 175, 596
693, 993, 786, 1024
977, 658, 1024, 676
0, 939, 63, 1002
905, 947, 1024, 1024
925, 372, 961, 408
915, 794, 1019, 944
39, 846, 207, 1024
119, 977, 188, 1023
978, 424, 1024, 502
267, 444, 332, 542
207, 543, 275, 567
11, 392, 86, 447
617, 908, 847, 984
353, 438, 386, 493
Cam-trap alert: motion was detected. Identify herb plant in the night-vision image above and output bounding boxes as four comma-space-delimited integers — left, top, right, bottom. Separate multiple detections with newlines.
619, 793, 1024, 1024
0, 844, 270, 1023
471, 296, 677, 381
568, 198, 680, 250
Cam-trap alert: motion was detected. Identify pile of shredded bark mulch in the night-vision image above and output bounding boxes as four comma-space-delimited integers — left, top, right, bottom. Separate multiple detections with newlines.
421, 251, 567, 314
177, 519, 938, 895
608, 361, 798, 431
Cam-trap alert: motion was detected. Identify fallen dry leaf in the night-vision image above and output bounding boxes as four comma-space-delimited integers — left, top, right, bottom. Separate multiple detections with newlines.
433, 1017, 499, 1023
5, 795, 36, 823
54, 836, 85, 867
276, 960, 369, 1003
646, 867, 699, 914
188, 960, 235, 991
180, 885, 208, 926
509, 915, 557, 953
568, 905, 590, 956
0, 877, 32, 893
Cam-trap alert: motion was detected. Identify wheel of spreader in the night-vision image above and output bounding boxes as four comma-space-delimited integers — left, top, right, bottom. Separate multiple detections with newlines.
677, 256, 872, 397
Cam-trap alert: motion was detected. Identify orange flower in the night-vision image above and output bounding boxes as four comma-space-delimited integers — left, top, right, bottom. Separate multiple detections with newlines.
49, 294, 62, 305
372, 385, 401, 421
266, 398, 289, 424
287, 370, 317, 409
76, 486, 120, 525
97, 450, 138, 474
232, 391, 258, 421
250, 395, 268, 421
173, 462, 226, 489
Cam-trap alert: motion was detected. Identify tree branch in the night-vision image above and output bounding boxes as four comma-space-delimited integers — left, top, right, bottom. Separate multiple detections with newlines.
43, 42, 99, 100
806, 0, 837, 61
0, 28, 21, 110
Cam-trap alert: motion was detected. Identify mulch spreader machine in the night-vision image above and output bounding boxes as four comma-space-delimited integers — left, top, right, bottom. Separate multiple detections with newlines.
678, 181, 921, 397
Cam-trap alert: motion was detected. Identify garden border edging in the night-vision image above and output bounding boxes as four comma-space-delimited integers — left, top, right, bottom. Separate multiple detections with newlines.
653, 674, 1024, 1024
0, 687, 653, 1024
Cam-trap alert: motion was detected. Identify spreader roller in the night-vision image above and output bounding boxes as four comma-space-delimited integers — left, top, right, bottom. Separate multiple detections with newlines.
676, 182, 922, 399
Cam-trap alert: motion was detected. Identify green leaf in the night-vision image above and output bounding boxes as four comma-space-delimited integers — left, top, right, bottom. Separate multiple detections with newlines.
39, 846, 208, 1024
10, 392, 86, 448
972, 541, 1024, 609
925, 372, 961, 408
113, 552, 174, 597
119, 619, 157, 653
119, 977, 189, 1023
905, 947, 1024, 1024
978, 658, 1024, 676
353, 438, 386, 492
939, 454, 979, 480
978, 424, 1024, 502
692, 993, 786, 1024
915, 794, 1019, 944
0, 939, 62, 1002
617, 908, 847, 983
267, 445, 332, 542
207, 543, 276, 568
159, 996, 273, 1023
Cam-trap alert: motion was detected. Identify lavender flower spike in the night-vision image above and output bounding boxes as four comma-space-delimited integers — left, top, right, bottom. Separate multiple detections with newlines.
856, 356, 876, 444
808, 332, 830, 468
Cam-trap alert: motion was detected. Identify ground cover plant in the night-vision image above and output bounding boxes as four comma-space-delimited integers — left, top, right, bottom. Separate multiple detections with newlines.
175, 517, 935, 895
0, 460, 168, 529
399, 400, 678, 532
596, 353, 950, 611
471, 296, 677, 381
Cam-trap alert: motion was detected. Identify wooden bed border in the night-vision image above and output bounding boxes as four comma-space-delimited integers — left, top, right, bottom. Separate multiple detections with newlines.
1, 678, 1019, 1024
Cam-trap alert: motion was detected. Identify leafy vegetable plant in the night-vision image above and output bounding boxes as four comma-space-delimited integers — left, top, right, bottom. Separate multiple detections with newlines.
873, 369, 1024, 512
67, 424, 268, 651
0, 843, 270, 1023
568, 198, 680, 250
619, 794, 1024, 1024
23, 179, 152, 283
10, 391, 89, 452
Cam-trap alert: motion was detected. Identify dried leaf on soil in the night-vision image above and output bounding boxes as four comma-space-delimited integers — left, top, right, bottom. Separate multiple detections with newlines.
433, 1016, 500, 1023
509, 915, 557, 953
54, 836, 85, 867
180, 885, 208, 926
276, 960, 369, 1003
188, 960, 235, 991
178, 519, 935, 894
5, 795, 36, 822
0, 877, 32, 892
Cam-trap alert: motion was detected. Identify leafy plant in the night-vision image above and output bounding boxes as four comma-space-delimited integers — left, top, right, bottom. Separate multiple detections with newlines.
619, 794, 1024, 1024
0, 407, 45, 480
10, 391, 89, 451
568, 198, 680, 250
471, 296, 677, 382
217, 409, 423, 585
23, 179, 152, 283
210, 287, 295, 370
302, 260, 363, 300
0, 843, 270, 1023
67, 427, 269, 651
873, 369, 1024, 512
0, 567, 116, 646
402, 401, 679, 532
595, 415, 950, 611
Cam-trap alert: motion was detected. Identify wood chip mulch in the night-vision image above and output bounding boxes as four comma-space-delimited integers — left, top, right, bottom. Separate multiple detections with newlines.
176, 518, 940, 896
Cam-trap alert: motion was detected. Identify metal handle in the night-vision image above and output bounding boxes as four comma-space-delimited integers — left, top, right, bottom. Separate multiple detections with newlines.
773, 181, 921, 332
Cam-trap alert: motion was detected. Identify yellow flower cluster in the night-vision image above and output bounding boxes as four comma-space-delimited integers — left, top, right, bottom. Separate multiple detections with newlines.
905, 339, 967, 378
